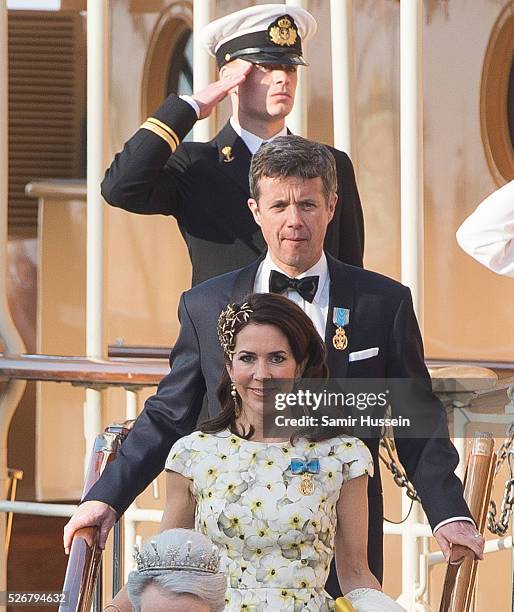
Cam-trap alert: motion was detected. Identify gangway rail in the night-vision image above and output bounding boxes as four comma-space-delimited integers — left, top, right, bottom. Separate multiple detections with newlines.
0, 353, 169, 387
0, 352, 168, 609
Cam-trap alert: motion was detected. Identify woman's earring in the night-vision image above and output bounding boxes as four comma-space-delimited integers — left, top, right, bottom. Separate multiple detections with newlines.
231, 382, 241, 417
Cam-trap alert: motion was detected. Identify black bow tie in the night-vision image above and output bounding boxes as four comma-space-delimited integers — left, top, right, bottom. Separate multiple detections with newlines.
269, 270, 319, 303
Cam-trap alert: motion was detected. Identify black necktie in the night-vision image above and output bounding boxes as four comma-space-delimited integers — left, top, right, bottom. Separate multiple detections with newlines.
269, 270, 319, 303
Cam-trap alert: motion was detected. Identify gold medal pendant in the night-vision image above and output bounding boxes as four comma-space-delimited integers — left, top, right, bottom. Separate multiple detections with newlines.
299, 473, 314, 496
332, 326, 348, 351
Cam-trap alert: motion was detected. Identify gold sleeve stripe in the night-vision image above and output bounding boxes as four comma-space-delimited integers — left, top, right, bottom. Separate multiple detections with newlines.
140, 121, 177, 152
146, 117, 180, 149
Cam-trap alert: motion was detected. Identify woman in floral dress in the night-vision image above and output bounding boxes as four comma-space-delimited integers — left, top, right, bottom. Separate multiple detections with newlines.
163, 294, 405, 612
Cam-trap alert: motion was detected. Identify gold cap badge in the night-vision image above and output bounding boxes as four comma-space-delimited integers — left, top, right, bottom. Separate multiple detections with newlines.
268, 14, 298, 47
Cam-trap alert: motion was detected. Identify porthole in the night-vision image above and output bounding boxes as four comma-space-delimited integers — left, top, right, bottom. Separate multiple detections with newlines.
480, 3, 514, 184
141, 1, 193, 121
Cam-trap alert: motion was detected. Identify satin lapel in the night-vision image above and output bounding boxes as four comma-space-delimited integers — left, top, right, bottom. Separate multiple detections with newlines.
230, 257, 264, 303
324, 255, 354, 379
216, 121, 253, 195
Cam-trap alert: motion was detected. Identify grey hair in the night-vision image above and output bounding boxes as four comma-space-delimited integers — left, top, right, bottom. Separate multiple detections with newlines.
126, 529, 227, 612
249, 135, 338, 202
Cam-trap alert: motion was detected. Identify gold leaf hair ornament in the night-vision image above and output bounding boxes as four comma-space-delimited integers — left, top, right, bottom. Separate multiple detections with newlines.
217, 302, 253, 359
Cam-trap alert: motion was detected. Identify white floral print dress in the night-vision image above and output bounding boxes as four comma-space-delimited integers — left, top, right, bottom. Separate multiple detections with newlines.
165, 430, 374, 612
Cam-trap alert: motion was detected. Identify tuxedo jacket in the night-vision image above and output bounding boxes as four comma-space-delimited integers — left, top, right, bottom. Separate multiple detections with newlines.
85, 254, 471, 582
101, 95, 364, 285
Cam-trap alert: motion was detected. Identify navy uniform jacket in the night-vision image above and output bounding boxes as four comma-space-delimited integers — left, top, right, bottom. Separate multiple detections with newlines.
84, 254, 471, 586
101, 96, 364, 285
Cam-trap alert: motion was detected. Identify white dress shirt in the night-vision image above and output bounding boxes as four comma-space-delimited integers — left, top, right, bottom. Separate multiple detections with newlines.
456, 180, 514, 278
253, 251, 329, 339
179, 95, 287, 154
229, 117, 287, 154
180, 94, 201, 118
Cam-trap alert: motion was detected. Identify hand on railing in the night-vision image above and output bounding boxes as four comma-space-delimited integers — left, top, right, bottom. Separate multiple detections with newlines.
433, 521, 485, 564
61, 526, 103, 612
439, 433, 495, 612
61, 424, 132, 611
64, 501, 117, 554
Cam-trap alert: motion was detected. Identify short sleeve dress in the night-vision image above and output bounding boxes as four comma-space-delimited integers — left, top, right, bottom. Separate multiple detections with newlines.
166, 430, 374, 612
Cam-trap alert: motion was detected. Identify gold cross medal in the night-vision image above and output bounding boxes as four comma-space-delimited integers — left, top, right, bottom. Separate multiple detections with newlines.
221, 146, 234, 163
332, 307, 350, 351
300, 473, 314, 496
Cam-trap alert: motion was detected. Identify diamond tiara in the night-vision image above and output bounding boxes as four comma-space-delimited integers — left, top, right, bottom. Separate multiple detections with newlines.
133, 538, 221, 575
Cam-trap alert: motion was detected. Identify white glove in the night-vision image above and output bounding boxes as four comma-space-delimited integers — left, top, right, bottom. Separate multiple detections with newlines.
345, 588, 407, 612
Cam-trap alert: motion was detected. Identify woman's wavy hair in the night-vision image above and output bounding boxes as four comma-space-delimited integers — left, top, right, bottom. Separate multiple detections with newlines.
200, 293, 347, 443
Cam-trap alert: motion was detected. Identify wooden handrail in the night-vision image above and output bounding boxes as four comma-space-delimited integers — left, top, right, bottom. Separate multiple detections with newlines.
104, 346, 514, 373
439, 434, 496, 611
107, 345, 171, 359
25, 179, 87, 201
1, 352, 509, 391
427, 358, 514, 376
0, 353, 168, 387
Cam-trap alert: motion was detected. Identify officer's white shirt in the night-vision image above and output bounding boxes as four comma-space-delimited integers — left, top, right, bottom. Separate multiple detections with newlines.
456, 180, 514, 278
179, 95, 287, 154
229, 117, 287, 154
253, 251, 329, 339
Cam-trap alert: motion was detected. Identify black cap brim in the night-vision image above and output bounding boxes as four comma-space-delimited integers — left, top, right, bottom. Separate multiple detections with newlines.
239, 51, 308, 66
221, 49, 308, 67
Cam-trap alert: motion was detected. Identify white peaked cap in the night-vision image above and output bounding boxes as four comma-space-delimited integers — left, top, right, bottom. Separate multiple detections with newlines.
199, 4, 318, 68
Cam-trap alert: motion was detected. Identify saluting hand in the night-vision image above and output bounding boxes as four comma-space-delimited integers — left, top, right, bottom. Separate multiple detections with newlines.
192, 60, 252, 119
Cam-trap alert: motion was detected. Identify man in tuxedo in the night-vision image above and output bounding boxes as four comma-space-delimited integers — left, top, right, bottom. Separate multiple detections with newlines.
101, 4, 364, 285
65, 137, 484, 591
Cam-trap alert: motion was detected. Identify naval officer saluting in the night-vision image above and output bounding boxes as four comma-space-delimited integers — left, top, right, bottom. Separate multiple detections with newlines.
101, 4, 365, 285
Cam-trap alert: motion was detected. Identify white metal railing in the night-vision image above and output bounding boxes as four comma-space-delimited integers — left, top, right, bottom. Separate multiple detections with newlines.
84, 0, 108, 474
285, 0, 309, 137
192, 0, 215, 142
400, 0, 424, 324
399, 2, 425, 607
330, 0, 355, 158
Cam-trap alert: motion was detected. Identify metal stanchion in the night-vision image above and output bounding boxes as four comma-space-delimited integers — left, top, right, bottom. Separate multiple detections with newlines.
112, 518, 124, 597
510, 451, 514, 612
93, 559, 102, 612
4, 468, 23, 554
